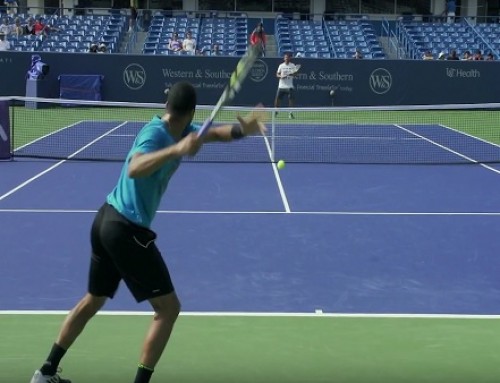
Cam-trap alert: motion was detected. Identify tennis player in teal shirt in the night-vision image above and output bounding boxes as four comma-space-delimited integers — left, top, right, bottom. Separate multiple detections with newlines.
107, 114, 198, 228
30, 82, 266, 383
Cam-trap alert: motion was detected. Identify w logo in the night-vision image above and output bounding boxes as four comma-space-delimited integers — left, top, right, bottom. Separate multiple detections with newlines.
123, 63, 147, 90
369, 68, 392, 95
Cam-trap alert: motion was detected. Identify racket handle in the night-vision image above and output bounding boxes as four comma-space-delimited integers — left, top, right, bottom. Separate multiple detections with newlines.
198, 118, 213, 137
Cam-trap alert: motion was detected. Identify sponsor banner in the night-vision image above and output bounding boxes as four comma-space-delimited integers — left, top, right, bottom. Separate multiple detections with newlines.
0, 51, 494, 107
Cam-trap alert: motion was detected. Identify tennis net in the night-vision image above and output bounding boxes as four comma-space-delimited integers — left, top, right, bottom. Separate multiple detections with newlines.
2, 96, 500, 164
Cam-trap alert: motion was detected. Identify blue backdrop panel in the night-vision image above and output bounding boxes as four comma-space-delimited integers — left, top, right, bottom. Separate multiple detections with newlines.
1, 51, 498, 106
59, 74, 103, 101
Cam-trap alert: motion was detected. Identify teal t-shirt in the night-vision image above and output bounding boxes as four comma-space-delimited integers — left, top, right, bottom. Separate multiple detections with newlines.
107, 116, 198, 228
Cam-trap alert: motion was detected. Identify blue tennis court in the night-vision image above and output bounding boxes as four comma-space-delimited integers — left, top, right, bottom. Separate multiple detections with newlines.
2, 118, 500, 316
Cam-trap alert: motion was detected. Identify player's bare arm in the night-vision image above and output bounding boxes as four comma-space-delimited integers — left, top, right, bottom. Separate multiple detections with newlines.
204, 111, 267, 143
128, 133, 201, 178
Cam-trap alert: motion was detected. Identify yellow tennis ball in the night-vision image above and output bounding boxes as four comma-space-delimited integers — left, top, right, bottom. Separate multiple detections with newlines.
277, 160, 285, 170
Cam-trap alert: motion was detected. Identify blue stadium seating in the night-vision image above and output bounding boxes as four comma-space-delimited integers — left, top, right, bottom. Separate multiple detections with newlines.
142, 15, 247, 56
3, 13, 126, 53
7, 13, 497, 60
397, 21, 498, 59
276, 18, 331, 58
275, 16, 385, 59
324, 20, 385, 59
472, 23, 500, 56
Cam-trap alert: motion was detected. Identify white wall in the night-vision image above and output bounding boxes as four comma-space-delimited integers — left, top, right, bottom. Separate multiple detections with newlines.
311, 0, 325, 14
62, 0, 76, 15
26, 0, 44, 14
182, 0, 326, 15
461, 0, 478, 17
183, 0, 195, 12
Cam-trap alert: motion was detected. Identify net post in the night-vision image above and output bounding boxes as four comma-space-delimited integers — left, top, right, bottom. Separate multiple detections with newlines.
271, 107, 276, 162
0, 100, 11, 160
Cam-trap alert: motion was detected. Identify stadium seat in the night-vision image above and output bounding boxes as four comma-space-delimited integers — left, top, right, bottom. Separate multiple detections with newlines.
397, 21, 497, 59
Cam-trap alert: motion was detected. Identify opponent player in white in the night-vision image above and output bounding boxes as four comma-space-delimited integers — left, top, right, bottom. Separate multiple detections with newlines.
274, 52, 300, 119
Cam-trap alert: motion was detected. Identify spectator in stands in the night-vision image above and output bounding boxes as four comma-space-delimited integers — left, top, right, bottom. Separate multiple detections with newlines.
462, 50, 472, 60
211, 43, 221, 56
98, 43, 107, 53
182, 31, 196, 54
353, 49, 363, 59
88, 43, 98, 53
446, 0, 456, 23
199, 43, 221, 56
422, 50, 434, 60
0, 32, 10, 50
4, 0, 17, 15
473, 49, 483, 60
274, 52, 300, 119
486, 52, 495, 61
12, 16, 23, 36
168, 32, 182, 52
250, 22, 266, 57
24, 17, 35, 35
0, 17, 11, 35
437, 51, 446, 60
33, 18, 47, 36
447, 49, 459, 60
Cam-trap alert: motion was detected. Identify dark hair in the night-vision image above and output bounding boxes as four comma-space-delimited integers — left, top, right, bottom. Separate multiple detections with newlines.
167, 82, 197, 116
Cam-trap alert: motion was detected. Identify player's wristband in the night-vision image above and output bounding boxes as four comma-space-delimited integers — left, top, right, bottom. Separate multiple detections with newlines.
231, 124, 245, 139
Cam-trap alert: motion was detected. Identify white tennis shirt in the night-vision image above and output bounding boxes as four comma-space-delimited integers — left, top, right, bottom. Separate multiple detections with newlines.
182, 38, 196, 53
277, 62, 298, 89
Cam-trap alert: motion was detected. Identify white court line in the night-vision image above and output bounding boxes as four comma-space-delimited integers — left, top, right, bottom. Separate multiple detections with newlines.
1, 310, 500, 319
1, 209, 500, 216
394, 124, 500, 175
438, 123, 500, 149
14, 120, 84, 151
263, 134, 291, 213
0, 122, 128, 202
273, 136, 421, 140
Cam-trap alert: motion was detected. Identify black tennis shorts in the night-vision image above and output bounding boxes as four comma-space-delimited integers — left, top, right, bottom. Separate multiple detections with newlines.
88, 203, 174, 302
276, 87, 295, 101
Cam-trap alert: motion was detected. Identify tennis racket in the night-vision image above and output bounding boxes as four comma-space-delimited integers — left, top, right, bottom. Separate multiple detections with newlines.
282, 64, 301, 78
197, 44, 261, 137
290, 64, 301, 74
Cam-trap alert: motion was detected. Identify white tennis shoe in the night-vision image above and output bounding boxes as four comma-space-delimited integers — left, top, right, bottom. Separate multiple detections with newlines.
30, 369, 71, 383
